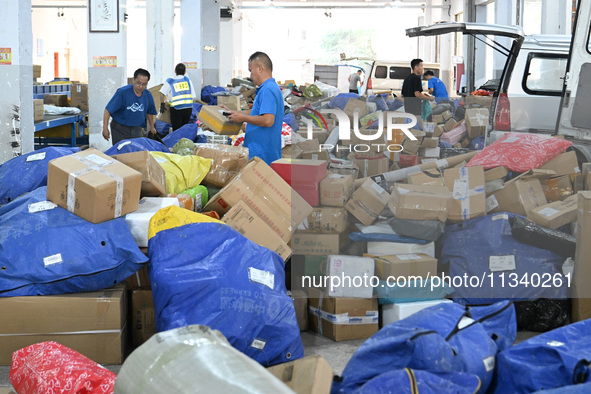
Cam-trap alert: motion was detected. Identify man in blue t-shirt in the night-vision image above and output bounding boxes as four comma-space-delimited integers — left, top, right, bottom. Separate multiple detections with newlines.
102, 68, 158, 145
225, 52, 283, 165
425, 70, 449, 102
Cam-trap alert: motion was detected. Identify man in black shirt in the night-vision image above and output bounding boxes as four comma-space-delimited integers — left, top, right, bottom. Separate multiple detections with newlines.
401, 58, 434, 116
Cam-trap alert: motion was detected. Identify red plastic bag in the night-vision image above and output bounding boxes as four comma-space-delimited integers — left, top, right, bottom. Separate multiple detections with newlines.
10, 341, 116, 394
467, 133, 572, 172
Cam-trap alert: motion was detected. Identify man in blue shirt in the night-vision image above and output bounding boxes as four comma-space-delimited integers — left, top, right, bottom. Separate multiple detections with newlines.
225, 52, 283, 165
102, 68, 158, 145
425, 70, 449, 102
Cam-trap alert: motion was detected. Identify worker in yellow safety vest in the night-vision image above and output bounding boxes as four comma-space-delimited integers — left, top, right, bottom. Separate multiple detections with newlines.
159, 63, 197, 131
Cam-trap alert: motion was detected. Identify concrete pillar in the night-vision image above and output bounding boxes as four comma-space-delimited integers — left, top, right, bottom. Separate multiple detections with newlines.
219, 12, 233, 86
541, 0, 568, 34
0, 0, 33, 164
232, 9, 244, 79
180, 0, 203, 99
146, 0, 174, 86
495, 0, 518, 79
201, 0, 220, 87
423, 0, 434, 61
87, 0, 127, 152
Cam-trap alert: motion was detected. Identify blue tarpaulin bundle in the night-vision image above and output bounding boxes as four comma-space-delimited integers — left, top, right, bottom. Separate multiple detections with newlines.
333, 301, 515, 393
154, 119, 172, 136
283, 113, 299, 132
190, 102, 203, 122
0, 187, 147, 297
367, 94, 389, 112
357, 369, 482, 394
104, 137, 169, 156
439, 213, 568, 304
329, 93, 359, 110
201, 86, 226, 105
148, 221, 303, 366
162, 123, 199, 148
495, 318, 591, 393
0, 147, 79, 205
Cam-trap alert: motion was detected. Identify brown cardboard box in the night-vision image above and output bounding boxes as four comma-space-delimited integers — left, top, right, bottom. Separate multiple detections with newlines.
389, 184, 451, 222
582, 163, 591, 190
443, 118, 458, 132
302, 150, 331, 162
465, 95, 493, 108
374, 254, 438, 280
0, 286, 126, 365
34, 98, 44, 121
421, 137, 439, 149
345, 179, 390, 225
47, 148, 142, 223
157, 102, 172, 125
222, 200, 292, 260
282, 144, 303, 159
542, 175, 573, 202
488, 177, 547, 216
297, 130, 329, 145
44, 94, 68, 107
320, 174, 355, 206
343, 98, 370, 126
527, 194, 578, 230
350, 156, 390, 179
204, 158, 313, 243
574, 174, 585, 193
465, 108, 489, 139
442, 110, 453, 120
292, 231, 350, 256
484, 166, 509, 182
33, 64, 41, 79
111, 150, 167, 197
198, 105, 243, 135
131, 289, 156, 348
407, 169, 444, 186
297, 138, 320, 153
193, 143, 249, 187
267, 355, 333, 393
71, 83, 89, 111
308, 289, 378, 341
301, 207, 349, 233
432, 110, 452, 123
217, 95, 241, 111
289, 290, 309, 331
148, 83, 164, 110
539, 151, 580, 177
123, 264, 151, 290
573, 191, 591, 320
444, 166, 486, 221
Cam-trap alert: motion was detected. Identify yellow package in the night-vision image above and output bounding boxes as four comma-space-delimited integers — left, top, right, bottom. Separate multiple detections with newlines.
148, 205, 224, 240
149, 152, 212, 194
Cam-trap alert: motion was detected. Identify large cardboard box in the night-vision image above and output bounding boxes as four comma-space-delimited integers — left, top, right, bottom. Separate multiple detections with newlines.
198, 105, 243, 135
527, 194, 578, 230
442, 118, 458, 132
193, 143, 249, 187
148, 83, 164, 109
47, 148, 142, 223
131, 289, 156, 348
300, 207, 349, 233
271, 158, 327, 186
465, 108, 489, 139
488, 177, 547, 216
301, 150, 331, 163
288, 290, 309, 331
539, 151, 580, 176
345, 179, 390, 226
33, 64, 41, 79
407, 169, 444, 186
542, 175, 573, 202
320, 174, 355, 206
293, 182, 321, 207
443, 166, 486, 221
112, 150, 167, 197
351, 156, 389, 179
325, 255, 375, 298
266, 355, 333, 394
389, 184, 452, 222
292, 231, 349, 256
582, 163, 591, 190
217, 95, 241, 111
34, 98, 44, 121
0, 286, 126, 365
44, 94, 68, 107
204, 158, 313, 243
308, 289, 379, 341
343, 98, 370, 126
70, 83, 89, 111
222, 200, 292, 260
367, 242, 435, 257
465, 94, 493, 108
374, 254, 438, 280
484, 166, 509, 182
157, 102, 172, 125
573, 191, 591, 321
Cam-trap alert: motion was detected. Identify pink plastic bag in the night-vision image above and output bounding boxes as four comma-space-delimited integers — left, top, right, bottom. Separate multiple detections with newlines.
10, 341, 116, 394
467, 133, 572, 172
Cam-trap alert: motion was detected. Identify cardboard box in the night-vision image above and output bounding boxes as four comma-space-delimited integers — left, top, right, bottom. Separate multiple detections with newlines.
421, 147, 441, 159
382, 299, 452, 326
292, 231, 350, 256
148, 83, 164, 110
422, 121, 436, 136
542, 175, 573, 202
573, 191, 591, 319
488, 177, 548, 216
0, 286, 126, 365
217, 95, 241, 111
441, 122, 467, 145
297, 138, 320, 153
539, 151, 580, 177
582, 163, 591, 190
123, 264, 151, 290
44, 94, 68, 107
407, 169, 444, 186
293, 182, 321, 207
374, 253, 438, 280
367, 242, 435, 257
125, 197, 180, 247
70, 83, 89, 111
34, 98, 44, 121
301, 207, 349, 233
343, 98, 370, 126
301, 150, 331, 162
198, 105, 243, 135
282, 144, 303, 159
271, 158, 327, 186
444, 166, 486, 221
222, 200, 292, 260
325, 255, 375, 298
465, 108, 489, 139
47, 148, 142, 223
465, 94, 493, 108
351, 156, 390, 179
308, 289, 379, 341
193, 143, 249, 188
157, 102, 172, 125
389, 184, 451, 222
442, 118, 458, 133
297, 130, 329, 145
291, 255, 327, 283
33, 64, 41, 79
131, 289, 156, 348
421, 137, 439, 149
288, 290, 309, 331
345, 179, 390, 226
432, 110, 452, 124
320, 174, 355, 206
484, 166, 509, 182
527, 194, 578, 230
266, 355, 333, 393
112, 150, 167, 197
204, 158, 313, 243
399, 154, 420, 168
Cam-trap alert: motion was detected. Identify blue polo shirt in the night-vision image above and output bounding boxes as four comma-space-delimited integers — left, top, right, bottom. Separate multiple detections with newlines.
428, 77, 449, 102
105, 84, 157, 127
244, 78, 283, 165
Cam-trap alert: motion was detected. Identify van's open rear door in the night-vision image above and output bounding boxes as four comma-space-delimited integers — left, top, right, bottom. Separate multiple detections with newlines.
557, 0, 591, 141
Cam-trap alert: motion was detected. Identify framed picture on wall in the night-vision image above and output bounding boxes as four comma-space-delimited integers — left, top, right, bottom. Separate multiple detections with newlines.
89, 0, 119, 33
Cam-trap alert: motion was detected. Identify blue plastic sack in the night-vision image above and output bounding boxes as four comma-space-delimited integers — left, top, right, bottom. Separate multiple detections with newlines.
368, 94, 389, 112
358, 369, 481, 394
348, 232, 430, 244
439, 213, 568, 304
162, 123, 199, 148
0, 187, 147, 297
329, 93, 359, 110
469, 135, 486, 150
155, 119, 172, 136
467, 300, 516, 352
387, 99, 404, 112
201, 86, 226, 105
190, 102, 203, 123
104, 137, 169, 156
0, 147, 79, 205
148, 221, 303, 366
283, 113, 299, 132
495, 318, 591, 393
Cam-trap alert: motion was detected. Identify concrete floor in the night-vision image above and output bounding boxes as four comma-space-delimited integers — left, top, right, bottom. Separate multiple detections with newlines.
0, 330, 538, 390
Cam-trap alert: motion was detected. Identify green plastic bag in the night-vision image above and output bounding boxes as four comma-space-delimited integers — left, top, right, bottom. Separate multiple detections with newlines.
181, 185, 209, 212
303, 84, 322, 98
172, 138, 196, 156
